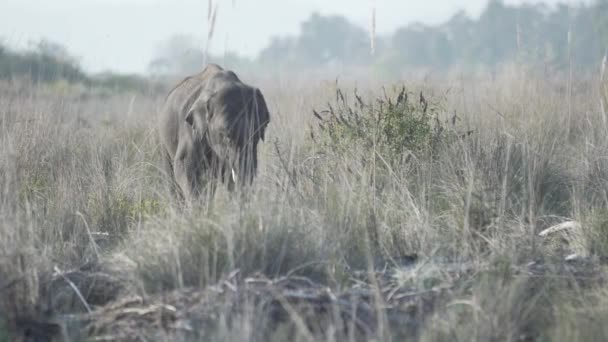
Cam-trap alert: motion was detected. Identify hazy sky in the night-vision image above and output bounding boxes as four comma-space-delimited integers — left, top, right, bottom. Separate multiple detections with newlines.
0, 0, 588, 73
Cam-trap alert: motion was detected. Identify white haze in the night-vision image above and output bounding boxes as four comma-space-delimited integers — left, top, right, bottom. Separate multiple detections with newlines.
0, 0, 591, 74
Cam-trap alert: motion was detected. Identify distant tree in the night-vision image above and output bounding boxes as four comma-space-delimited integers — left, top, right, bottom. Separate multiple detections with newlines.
385, 0, 608, 69
0, 39, 88, 83
571, 4, 603, 66
473, 0, 518, 65
442, 10, 476, 64
0, 40, 155, 93
148, 34, 205, 76
392, 23, 454, 68
151, 1, 608, 73
258, 36, 297, 67
34, 39, 79, 65
595, 0, 608, 53
296, 12, 371, 66
259, 12, 372, 68
149, 34, 252, 76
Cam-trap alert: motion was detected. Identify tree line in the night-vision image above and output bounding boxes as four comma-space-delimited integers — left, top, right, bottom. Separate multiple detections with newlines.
151, 0, 608, 76
0, 40, 155, 92
258, 0, 608, 70
3, 0, 608, 85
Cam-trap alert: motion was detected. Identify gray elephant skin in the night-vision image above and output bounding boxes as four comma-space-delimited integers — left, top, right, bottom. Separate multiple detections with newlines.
159, 64, 270, 201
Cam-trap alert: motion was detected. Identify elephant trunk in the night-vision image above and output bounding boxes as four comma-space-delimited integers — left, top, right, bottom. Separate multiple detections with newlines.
236, 150, 257, 186
224, 146, 257, 191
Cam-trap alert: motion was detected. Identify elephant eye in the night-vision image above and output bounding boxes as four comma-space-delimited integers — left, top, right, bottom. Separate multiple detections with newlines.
186, 110, 195, 126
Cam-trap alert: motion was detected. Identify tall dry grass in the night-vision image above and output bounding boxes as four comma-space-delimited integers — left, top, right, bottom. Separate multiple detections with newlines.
0, 65, 607, 340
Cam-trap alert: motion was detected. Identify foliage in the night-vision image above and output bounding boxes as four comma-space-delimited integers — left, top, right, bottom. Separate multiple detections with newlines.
147, 34, 253, 76
311, 86, 456, 168
257, 0, 608, 71
259, 12, 373, 68
0, 40, 158, 94
92, 72, 162, 94
0, 40, 89, 84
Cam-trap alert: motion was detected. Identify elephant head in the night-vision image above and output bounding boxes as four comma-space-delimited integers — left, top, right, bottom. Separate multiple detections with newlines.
184, 84, 270, 190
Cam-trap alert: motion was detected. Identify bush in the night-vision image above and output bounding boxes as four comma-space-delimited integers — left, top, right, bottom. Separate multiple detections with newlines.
311, 86, 458, 167
0, 41, 88, 84
300, 86, 472, 261
90, 72, 164, 95
0, 41, 159, 95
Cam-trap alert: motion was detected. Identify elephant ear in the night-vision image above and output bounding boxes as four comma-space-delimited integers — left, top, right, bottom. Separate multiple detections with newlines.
203, 92, 216, 121
183, 85, 203, 128
254, 88, 270, 141
183, 85, 215, 128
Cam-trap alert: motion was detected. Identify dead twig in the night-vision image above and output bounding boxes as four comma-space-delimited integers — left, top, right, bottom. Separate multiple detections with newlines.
53, 266, 93, 314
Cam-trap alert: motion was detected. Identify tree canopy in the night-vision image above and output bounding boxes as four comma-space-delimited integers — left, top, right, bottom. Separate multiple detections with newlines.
256, 0, 608, 71
5, 0, 608, 82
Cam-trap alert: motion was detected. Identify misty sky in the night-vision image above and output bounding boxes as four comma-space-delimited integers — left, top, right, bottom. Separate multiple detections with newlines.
0, 0, 589, 74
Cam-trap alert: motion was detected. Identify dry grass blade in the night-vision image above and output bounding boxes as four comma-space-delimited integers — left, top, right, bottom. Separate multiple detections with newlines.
207, 4, 219, 42
53, 266, 93, 314
600, 53, 608, 125
204, 0, 219, 65
538, 221, 581, 237
312, 110, 323, 121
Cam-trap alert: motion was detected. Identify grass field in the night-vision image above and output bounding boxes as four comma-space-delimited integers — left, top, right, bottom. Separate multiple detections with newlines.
2, 65, 608, 341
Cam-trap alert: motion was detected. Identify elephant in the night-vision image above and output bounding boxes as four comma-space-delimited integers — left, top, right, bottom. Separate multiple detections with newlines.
159, 64, 270, 201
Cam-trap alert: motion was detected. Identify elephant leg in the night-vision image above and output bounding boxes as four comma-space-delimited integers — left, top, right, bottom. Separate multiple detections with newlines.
173, 159, 193, 202
162, 149, 182, 200
173, 151, 201, 202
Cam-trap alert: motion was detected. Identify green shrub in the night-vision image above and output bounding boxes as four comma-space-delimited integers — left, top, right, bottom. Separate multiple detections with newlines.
86, 191, 164, 237
311, 86, 458, 169
0, 41, 159, 95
